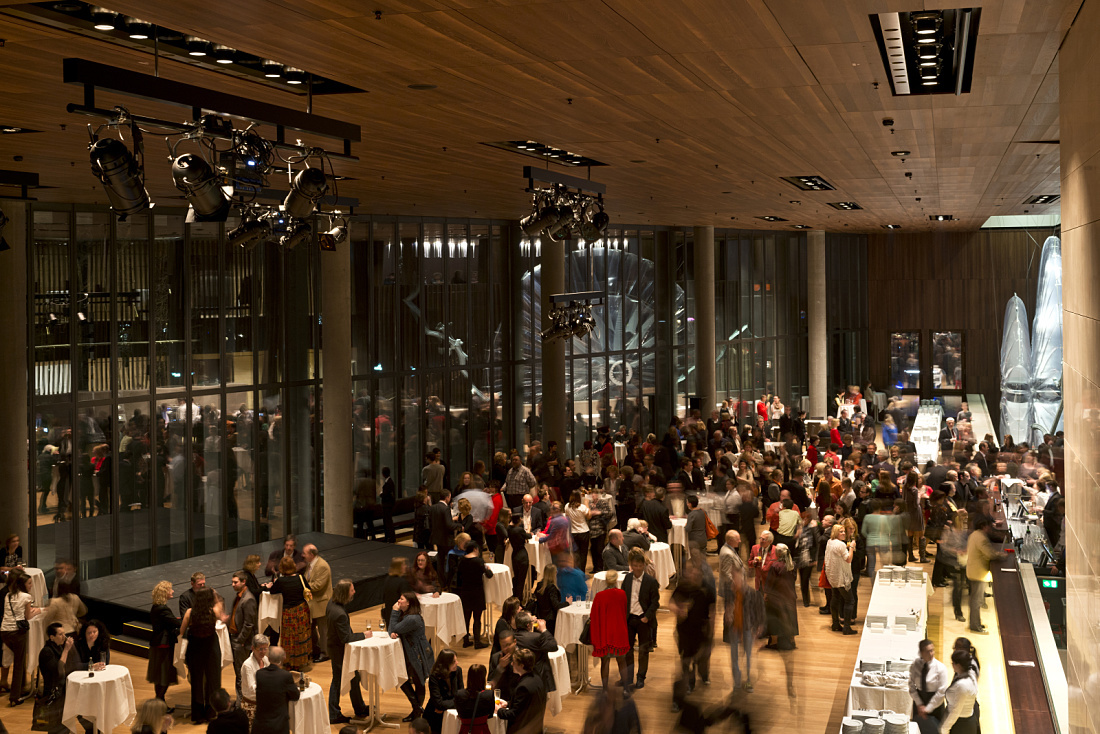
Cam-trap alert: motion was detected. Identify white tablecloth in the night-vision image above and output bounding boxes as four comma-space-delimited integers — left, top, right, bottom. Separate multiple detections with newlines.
649, 542, 675, 588
483, 563, 513, 608
527, 538, 550, 576
614, 443, 628, 465
25, 567, 48, 606
419, 592, 465, 645
343, 634, 407, 695
697, 495, 725, 527
555, 601, 590, 648
590, 571, 622, 596
669, 517, 687, 547
2, 613, 45, 672
847, 573, 929, 715
289, 681, 327, 734
259, 591, 283, 633
172, 621, 233, 680
443, 708, 507, 734
547, 644, 570, 716
62, 664, 136, 734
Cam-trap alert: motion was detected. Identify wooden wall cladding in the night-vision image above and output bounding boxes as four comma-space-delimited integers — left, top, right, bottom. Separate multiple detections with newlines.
866, 227, 1052, 428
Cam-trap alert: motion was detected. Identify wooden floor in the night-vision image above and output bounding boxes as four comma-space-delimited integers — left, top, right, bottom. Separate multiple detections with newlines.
0, 548, 1011, 734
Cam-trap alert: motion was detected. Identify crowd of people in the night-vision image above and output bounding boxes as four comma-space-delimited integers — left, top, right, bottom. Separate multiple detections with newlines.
2, 389, 1067, 734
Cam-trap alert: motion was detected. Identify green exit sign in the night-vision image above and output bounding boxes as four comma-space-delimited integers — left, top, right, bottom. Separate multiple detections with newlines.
1042, 578, 1061, 589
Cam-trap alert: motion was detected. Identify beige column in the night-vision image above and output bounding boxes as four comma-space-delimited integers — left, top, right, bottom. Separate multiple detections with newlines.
321, 241, 353, 536
0, 201, 29, 545
540, 238, 566, 450
807, 229, 827, 419
693, 226, 716, 415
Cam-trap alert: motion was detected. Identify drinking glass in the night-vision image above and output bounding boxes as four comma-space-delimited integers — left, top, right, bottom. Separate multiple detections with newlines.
365, 620, 373, 637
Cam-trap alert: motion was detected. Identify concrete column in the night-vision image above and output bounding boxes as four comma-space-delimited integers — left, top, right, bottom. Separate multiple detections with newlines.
807, 229, 827, 419
693, 226, 716, 416
0, 201, 29, 547
321, 241, 353, 536
540, 238, 566, 451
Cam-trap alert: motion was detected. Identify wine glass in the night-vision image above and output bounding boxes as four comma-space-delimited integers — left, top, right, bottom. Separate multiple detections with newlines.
365, 620, 373, 637
379, 619, 386, 634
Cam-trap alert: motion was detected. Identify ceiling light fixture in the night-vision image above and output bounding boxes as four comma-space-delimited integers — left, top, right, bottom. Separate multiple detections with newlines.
781, 175, 836, 191
484, 141, 608, 168
283, 167, 328, 218
213, 45, 236, 64
90, 6, 117, 30
126, 19, 152, 39
185, 36, 210, 56
172, 153, 230, 221
280, 220, 312, 249
930, 214, 954, 221
892, 150, 911, 156
827, 202, 863, 210
792, 224, 812, 229
882, 224, 902, 229
284, 67, 307, 85
1026, 194, 1060, 205
756, 216, 788, 222
89, 134, 149, 220
228, 213, 273, 250
260, 60, 282, 78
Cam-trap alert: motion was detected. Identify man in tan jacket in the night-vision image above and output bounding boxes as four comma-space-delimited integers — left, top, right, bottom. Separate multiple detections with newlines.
965, 517, 1004, 633
303, 544, 333, 662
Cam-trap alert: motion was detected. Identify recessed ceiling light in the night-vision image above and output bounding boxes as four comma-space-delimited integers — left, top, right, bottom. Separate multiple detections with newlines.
213, 45, 236, 64
261, 60, 282, 77
892, 151, 910, 156
2, 127, 21, 133
792, 224, 812, 229
1027, 194, 1060, 204
930, 214, 954, 221
882, 224, 902, 229
757, 216, 788, 222
827, 202, 863, 210
408, 83, 437, 90
185, 36, 210, 56
781, 175, 835, 191
126, 19, 153, 39
285, 67, 307, 84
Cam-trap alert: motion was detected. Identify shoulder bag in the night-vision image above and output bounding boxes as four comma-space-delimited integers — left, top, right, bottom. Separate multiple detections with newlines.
9, 594, 29, 632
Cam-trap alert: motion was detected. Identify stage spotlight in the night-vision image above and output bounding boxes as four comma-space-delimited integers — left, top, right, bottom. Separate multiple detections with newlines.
520, 204, 558, 236
89, 137, 149, 220
283, 167, 328, 219
228, 215, 272, 249
90, 6, 118, 30
172, 153, 230, 222
280, 221, 312, 249
544, 205, 575, 241
325, 221, 348, 244
261, 60, 283, 78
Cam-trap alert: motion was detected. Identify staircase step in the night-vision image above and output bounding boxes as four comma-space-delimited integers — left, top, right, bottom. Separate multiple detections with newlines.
113, 633, 151, 659
122, 620, 153, 641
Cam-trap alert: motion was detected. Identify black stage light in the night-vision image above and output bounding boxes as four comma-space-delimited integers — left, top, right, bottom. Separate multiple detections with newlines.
228, 215, 272, 249
89, 137, 149, 220
280, 221, 312, 249
520, 205, 558, 236
544, 205, 575, 241
172, 153, 230, 222
324, 221, 348, 244
283, 167, 328, 219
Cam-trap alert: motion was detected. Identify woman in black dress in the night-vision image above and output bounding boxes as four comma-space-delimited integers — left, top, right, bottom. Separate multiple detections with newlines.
455, 541, 493, 649
490, 597, 522, 656
179, 588, 223, 724
532, 564, 568, 636
242, 554, 263, 600
145, 581, 180, 706
424, 648, 463, 734
454, 664, 495, 734
71, 618, 112, 671
414, 490, 432, 550
505, 509, 530, 600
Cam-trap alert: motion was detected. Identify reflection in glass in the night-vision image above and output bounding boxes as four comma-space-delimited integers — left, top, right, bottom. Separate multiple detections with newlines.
227, 391, 255, 547
190, 223, 222, 387
931, 332, 962, 390
74, 211, 111, 401
153, 214, 186, 391
116, 216, 150, 397
258, 389, 285, 541
117, 401, 152, 571
890, 332, 920, 390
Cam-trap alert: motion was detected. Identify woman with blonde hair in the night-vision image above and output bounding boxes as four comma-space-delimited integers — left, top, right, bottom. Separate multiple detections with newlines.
146, 581, 180, 705
130, 697, 173, 733
532, 564, 568, 635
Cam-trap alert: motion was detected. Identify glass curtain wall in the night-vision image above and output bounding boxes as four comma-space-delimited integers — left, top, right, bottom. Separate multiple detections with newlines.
825, 233, 870, 394
714, 229, 809, 421
27, 205, 322, 580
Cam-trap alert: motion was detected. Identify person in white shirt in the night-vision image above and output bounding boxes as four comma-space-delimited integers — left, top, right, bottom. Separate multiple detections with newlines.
909, 639, 950, 722
239, 634, 270, 724
823, 524, 856, 635
940, 650, 979, 733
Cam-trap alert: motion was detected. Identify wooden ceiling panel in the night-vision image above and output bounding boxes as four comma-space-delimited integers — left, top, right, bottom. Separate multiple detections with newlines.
0, 0, 1079, 230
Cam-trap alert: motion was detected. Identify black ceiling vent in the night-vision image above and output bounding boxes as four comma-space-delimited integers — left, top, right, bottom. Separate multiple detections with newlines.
482, 141, 607, 168
781, 175, 835, 191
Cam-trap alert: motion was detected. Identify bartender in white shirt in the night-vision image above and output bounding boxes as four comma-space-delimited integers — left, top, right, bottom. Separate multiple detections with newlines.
939, 650, 979, 734
909, 639, 950, 722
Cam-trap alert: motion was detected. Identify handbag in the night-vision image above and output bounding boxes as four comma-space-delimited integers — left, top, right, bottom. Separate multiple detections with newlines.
578, 618, 592, 645
299, 573, 313, 602
9, 595, 29, 632
704, 514, 719, 540
31, 687, 64, 732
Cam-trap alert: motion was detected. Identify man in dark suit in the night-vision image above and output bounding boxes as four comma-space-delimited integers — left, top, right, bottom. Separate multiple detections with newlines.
265, 535, 307, 580
206, 688, 250, 734
530, 489, 550, 533
228, 571, 258, 698
252, 646, 300, 734
178, 571, 206, 621
513, 612, 558, 698
429, 491, 459, 580
638, 487, 672, 543
326, 579, 369, 724
495, 648, 547, 734
622, 548, 660, 690
489, 630, 521, 703
602, 529, 629, 572
938, 418, 959, 452
622, 520, 651, 554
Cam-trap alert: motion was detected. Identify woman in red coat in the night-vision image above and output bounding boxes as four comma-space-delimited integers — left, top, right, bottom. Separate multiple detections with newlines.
589, 570, 630, 690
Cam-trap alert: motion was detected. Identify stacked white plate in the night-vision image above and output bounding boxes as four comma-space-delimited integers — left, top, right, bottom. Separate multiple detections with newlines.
863, 719, 885, 734
841, 718, 864, 734
906, 567, 924, 582
883, 713, 909, 734
887, 659, 911, 673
